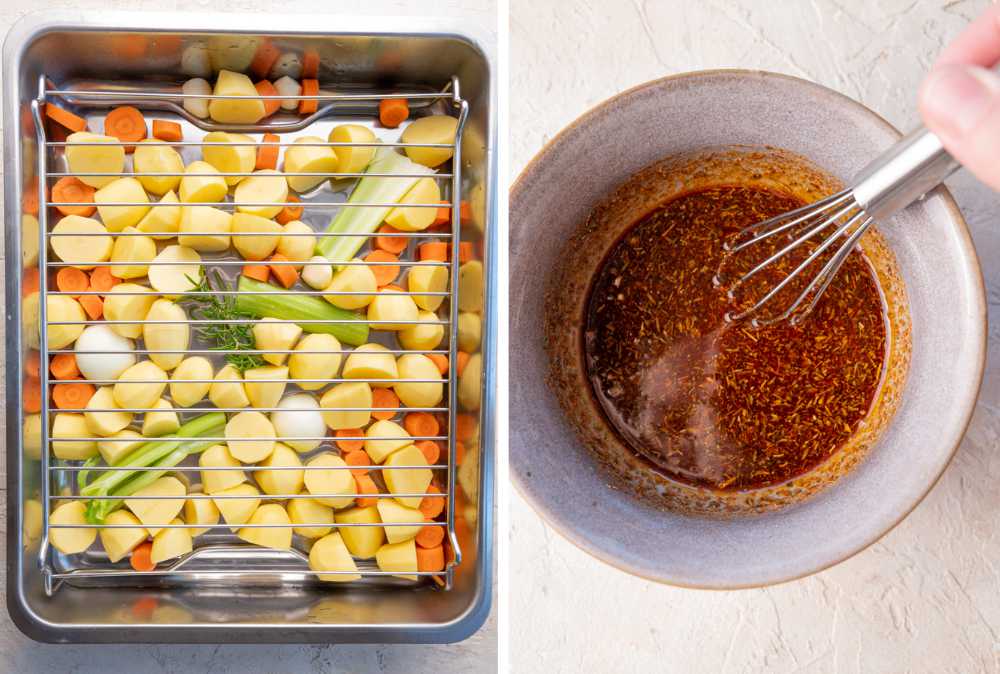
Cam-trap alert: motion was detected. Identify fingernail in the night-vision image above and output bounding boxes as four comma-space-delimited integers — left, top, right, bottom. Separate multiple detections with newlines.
922, 65, 1000, 135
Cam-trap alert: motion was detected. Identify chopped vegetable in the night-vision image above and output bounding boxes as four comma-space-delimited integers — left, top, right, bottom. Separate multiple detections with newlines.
103, 106, 147, 152
455, 351, 471, 377
276, 195, 303, 224
335, 428, 365, 453
301, 255, 333, 289
378, 98, 409, 128
23, 376, 42, 413
416, 440, 441, 465
419, 484, 446, 519
273, 75, 302, 111
250, 39, 281, 79
400, 115, 458, 168
56, 267, 90, 295
354, 474, 378, 508
46, 104, 88, 132
209, 70, 265, 124
268, 253, 300, 288
52, 177, 96, 217
418, 241, 448, 262
73, 324, 136, 381
89, 266, 120, 292
302, 50, 320, 79
242, 263, 270, 283
426, 353, 449, 375
52, 381, 96, 410
152, 119, 183, 142
256, 133, 280, 170
130, 542, 155, 572
49, 353, 78, 380
343, 449, 370, 477
371, 388, 400, 421
416, 545, 445, 572
255, 80, 281, 117
415, 522, 445, 549
404, 412, 439, 438
271, 394, 325, 452
182, 78, 212, 119
299, 78, 319, 115
375, 225, 409, 254
364, 250, 400, 287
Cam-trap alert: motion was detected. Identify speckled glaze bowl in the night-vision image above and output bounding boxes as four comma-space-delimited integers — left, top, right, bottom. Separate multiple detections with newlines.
509, 70, 986, 588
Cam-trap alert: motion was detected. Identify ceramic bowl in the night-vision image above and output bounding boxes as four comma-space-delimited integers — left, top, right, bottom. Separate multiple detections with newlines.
509, 70, 986, 588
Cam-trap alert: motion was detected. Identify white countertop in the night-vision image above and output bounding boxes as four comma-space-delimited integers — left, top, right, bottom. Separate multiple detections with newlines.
0, 0, 496, 672
511, 1, 1000, 672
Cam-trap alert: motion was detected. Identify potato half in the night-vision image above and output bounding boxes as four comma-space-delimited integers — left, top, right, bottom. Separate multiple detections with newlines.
49, 501, 98, 554
213, 482, 261, 531
84, 386, 133, 438
234, 169, 288, 219
133, 139, 184, 195
400, 115, 459, 168
309, 531, 361, 582
394, 353, 444, 408
319, 382, 373, 430
237, 503, 292, 550
179, 161, 228, 204
231, 212, 282, 261
50, 215, 114, 270
52, 412, 99, 460
342, 343, 397, 387
383, 444, 433, 508
334, 506, 384, 559
65, 132, 126, 188
170, 356, 213, 407
242, 365, 288, 408
95, 177, 151, 233
288, 333, 341, 391
47, 295, 86, 350
104, 283, 157, 339
113, 360, 168, 410
199, 443, 247, 494
178, 205, 232, 252
256, 442, 304, 496
328, 124, 377, 176
124, 476, 186, 536
143, 299, 189, 371
150, 518, 193, 564
225, 411, 275, 463
289, 498, 334, 539
208, 70, 265, 125
202, 131, 256, 186
303, 453, 356, 508
363, 419, 411, 464
110, 226, 156, 279
284, 136, 339, 193
137, 190, 182, 240
99, 509, 148, 563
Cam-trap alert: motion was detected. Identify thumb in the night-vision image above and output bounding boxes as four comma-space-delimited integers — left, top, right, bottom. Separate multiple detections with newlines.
919, 64, 1000, 191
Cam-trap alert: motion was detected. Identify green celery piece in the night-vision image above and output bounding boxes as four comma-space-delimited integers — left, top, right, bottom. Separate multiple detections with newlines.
315, 150, 433, 262
234, 276, 369, 345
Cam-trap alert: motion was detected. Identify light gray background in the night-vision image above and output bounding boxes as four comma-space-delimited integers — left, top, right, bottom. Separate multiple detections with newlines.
511, 1, 1000, 672
0, 1, 497, 672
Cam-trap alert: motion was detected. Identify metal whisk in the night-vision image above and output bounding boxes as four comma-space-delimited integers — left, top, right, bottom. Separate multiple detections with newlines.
724, 126, 961, 325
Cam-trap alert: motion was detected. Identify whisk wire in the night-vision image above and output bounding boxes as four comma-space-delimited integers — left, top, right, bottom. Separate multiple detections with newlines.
726, 190, 853, 253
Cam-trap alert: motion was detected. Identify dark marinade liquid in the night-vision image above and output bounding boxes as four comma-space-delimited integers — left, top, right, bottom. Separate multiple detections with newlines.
584, 186, 887, 491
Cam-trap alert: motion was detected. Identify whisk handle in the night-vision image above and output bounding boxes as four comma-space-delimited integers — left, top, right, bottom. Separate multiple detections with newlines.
850, 126, 960, 220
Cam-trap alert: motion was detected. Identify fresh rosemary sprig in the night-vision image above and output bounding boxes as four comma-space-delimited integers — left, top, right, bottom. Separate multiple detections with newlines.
181, 270, 265, 372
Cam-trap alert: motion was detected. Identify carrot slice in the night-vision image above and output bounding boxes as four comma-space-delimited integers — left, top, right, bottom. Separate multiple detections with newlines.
455, 440, 466, 466
343, 449, 370, 478
89, 266, 120, 292
459, 200, 472, 224
52, 381, 96, 410
45, 104, 87, 132
455, 351, 471, 377
418, 242, 448, 262
426, 353, 448, 375
419, 485, 446, 519
242, 264, 270, 283
433, 201, 451, 226
415, 440, 441, 465
56, 267, 89, 295
22, 184, 40, 216
416, 545, 445, 572
364, 250, 399, 287
298, 79, 319, 115
103, 106, 147, 152
335, 428, 364, 453
275, 195, 303, 224
302, 49, 320, 79
354, 474, 379, 508
23, 376, 42, 414
404, 412, 439, 439
378, 99, 409, 128
49, 353, 80, 380
51, 177, 96, 217
22, 268, 40, 298
25, 351, 41, 379
79, 294, 103, 320
251, 38, 281, 79
371, 388, 400, 421
256, 133, 280, 170
151, 119, 183, 142
268, 253, 299, 288
458, 241, 475, 263
255, 80, 281, 117
416, 522, 445, 549
455, 413, 476, 443
130, 542, 155, 572
375, 224, 409, 255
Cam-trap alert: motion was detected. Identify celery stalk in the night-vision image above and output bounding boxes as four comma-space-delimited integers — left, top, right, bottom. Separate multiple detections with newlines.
316, 150, 433, 262
234, 276, 369, 345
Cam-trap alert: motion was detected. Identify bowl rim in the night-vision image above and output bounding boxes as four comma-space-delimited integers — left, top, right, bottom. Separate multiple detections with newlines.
509, 68, 987, 589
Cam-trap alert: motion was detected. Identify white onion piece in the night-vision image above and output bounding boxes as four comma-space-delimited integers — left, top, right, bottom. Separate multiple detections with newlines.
180, 43, 212, 78
273, 76, 302, 111
182, 78, 211, 119
271, 394, 325, 453
301, 255, 333, 290
74, 325, 136, 381
270, 53, 302, 80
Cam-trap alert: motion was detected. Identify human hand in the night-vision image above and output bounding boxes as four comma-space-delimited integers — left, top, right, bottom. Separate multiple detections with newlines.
919, 4, 1000, 191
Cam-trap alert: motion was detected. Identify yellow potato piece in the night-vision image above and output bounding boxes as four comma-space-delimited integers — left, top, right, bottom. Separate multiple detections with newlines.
334, 506, 384, 559
398, 310, 445, 351
458, 260, 484, 313
256, 443, 304, 496
303, 453, 356, 508
50, 215, 113, 270
213, 483, 261, 531
179, 161, 228, 203
363, 420, 412, 464
114, 360, 168, 410
323, 261, 377, 310
143, 299, 189, 371
95, 177, 151, 233
199, 444, 246, 494
320, 382, 373, 430
400, 115, 459, 168
104, 283, 157, 339
289, 333, 341, 392
459, 353, 483, 412
342, 343, 398, 387
384, 444, 433, 508
243, 365, 288, 408
52, 412, 99, 460
407, 264, 448, 312
328, 124, 377, 176
49, 501, 97, 554
84, 386, 133, 438
384, 177, 441, 232
201, 131, 256, 186
137, 190, 182, 240
148, 245, 202, 297
110, 226, 156, 279
142, 398, 180, 437
178, 205, 232, 252
457, 312, 482, 353
225, 411, 275, 463
97, 429, 144, 465
234, 169, 288, 219
231, 212, 282, 261
309, 531, 361, 582
208, 70, 265, 125
252, 318, 303, 366
124, 476, 186, 536
289, 498, 334, 539
65, 132, 126, 188
150, 518, 193, 564
133, 139, 184, 195
238, 503, 292, 550
24, 499, 43, 546
375, 539, 419, 581
22, 214, 39, 268
23, 413, 42, 462
210, 364, 250, 409
23, 292, 40, 350
367, 289, 420, 331
170, 356, 213, 407
99, 509, 147, 563
376, 499, 423, 544
394, 353, 444, 408
284, 136, 339, 193
184, 492, 220, 537
47, 295, 86, 350
276, 220, 317, 266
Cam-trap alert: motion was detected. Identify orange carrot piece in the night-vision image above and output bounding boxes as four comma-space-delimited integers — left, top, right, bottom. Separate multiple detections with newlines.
23, 377, 42, 414
151, 119, 183, 142
130, 542, 155, 572
416, 545, 445, 572
242, 264, 271, 283
343, 449, 371, 478
51, 177, 96, 217
364, 250, 400, 287
415, 440, 441, 465
275, 195, 303, 224
354, 474, 379, 508
378, 98, 409, 128
455, 413, 476, 443
251, 38, 281, 79
371, 388, 400, 421
433, 201, 451, 226
78, 294, 103, 320
416, 522, 445, 549
455, 440, 466, 466
56, 267, 90, 295
255, 80, 281, 117
426, 353, 448, 375
256, 133, 280, 170
22, 268, 40, 298
25, 351, 41, 379
299, 79, 319, 115
103, 106, 147, 152
89, 266, 120, 292
419, 485, 446, 519
130, 596, 159, 620
404, 412, 439, 439
455, 351, 471, 377
374, 225, 409, 255
45, 104, 87, 132
418, 242, 449, 262
22, 179, 44, 216
459, 200, 472, 224
49, 353, 80, 380
335, 428, 364, 453
52, 381, 96, 410
458, 241, 475, 263
302, 49, 320, 79
268, 253, 299, 288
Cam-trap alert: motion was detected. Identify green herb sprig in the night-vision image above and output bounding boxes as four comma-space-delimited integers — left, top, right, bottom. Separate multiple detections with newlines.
181, 270, 265, 372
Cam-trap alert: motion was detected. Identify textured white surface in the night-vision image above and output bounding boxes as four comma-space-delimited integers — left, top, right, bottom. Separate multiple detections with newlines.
511, 1, 1000, 672
0, 0, 496, 671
